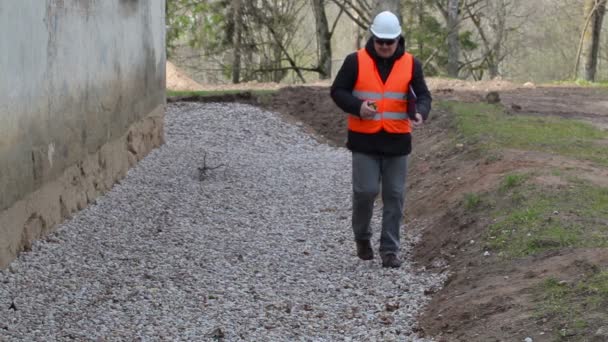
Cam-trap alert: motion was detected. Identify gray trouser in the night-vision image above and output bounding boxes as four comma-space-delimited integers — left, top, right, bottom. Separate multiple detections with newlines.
352, 152, 408, 256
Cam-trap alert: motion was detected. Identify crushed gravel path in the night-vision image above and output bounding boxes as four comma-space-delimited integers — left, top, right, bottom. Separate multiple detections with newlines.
0, 103, 443, 341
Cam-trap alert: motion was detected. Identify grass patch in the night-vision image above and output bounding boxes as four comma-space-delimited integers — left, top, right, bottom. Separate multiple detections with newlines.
437, 101, 608, 256
463, 193, 482, 210
438, 96, 608, 340
485, 181, 608, 258
439, 101, 608, 165
550, 79, 608, 88
499, 173, 528, 192
536, 272, 608, 340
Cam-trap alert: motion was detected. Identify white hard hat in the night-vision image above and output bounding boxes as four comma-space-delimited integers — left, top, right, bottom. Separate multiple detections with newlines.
370, 11, 402, 39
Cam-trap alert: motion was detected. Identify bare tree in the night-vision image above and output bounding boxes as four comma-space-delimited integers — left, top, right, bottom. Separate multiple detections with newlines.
415, 1, 428, 60
244, 0, 316, 83
447, 0, 460, 77
462, 0, 527, 79
372, 0, 401, 18
574, 0, 607, 81
312, 0, 344, 79
329, 0, 373, 30
232, 0, 242, 83
434, 0, 462, 77
333, 0, 402, 49
168, 0, 325, 83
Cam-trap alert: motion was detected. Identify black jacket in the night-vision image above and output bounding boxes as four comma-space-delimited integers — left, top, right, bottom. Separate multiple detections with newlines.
330, 37, 432, 156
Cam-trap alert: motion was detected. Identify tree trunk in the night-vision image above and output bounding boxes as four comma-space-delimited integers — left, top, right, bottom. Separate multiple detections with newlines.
416, 1, 425, 55
373, 0, 402, 22
232, 0, 242, 84
312, 0, 332, 79
273, 45, 282, 83
447, 0, 460, 78
488, 1, 506, 79
577, 0, 607, 81
463, 0, 511, 80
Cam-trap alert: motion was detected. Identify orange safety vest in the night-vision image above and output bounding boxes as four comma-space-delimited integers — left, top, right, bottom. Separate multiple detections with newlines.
348, 49, 414, 134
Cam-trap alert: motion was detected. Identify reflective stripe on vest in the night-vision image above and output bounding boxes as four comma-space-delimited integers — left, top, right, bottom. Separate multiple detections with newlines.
352, 112, 409, 121
348, 49, 414, 134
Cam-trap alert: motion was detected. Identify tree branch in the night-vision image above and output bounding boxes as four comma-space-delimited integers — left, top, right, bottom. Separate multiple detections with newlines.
329, 6, 345, 38
329, 0, 370, 29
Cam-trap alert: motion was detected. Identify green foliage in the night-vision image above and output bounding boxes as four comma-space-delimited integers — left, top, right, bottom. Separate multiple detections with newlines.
459, 30, 478, 51
401, 0, 477, 76
166, 0, 311, 83
166, 0, 232, 58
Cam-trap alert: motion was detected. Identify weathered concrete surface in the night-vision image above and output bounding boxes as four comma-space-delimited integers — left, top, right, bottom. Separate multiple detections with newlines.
0, 0, 166, 268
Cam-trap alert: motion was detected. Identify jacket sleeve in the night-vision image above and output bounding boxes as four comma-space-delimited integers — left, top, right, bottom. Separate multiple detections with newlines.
411, 58, 432, 120
330, 53, 364, 116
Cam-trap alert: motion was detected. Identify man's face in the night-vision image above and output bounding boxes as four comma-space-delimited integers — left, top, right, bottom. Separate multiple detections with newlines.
373, 37, 398, 58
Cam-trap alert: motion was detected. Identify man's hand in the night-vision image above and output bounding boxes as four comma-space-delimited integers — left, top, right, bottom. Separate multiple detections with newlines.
359, 101, 377, 120
411, 113, 424, 127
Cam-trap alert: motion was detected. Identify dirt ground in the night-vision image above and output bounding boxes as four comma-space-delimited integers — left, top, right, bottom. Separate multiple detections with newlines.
167, 73, 608, 341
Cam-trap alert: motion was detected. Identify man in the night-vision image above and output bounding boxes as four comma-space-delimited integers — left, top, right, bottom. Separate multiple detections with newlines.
330, 11, 432, 268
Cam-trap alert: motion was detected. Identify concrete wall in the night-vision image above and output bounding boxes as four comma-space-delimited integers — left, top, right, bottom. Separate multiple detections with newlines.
0, 0, 166, 268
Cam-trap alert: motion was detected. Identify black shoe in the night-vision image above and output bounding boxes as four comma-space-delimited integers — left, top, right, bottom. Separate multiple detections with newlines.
381, 254, 402, 268
356, 240, 374, 260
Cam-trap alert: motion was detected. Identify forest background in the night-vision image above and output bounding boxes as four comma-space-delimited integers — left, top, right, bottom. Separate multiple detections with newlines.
165, 0, 608, 86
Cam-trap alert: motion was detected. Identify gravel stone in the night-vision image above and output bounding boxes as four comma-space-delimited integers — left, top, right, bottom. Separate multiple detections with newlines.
0, 102, 444, 341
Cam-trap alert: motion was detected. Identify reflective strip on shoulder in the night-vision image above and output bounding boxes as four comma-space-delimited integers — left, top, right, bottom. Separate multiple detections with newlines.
382, 112, 408, 120
352, 90, 382, 100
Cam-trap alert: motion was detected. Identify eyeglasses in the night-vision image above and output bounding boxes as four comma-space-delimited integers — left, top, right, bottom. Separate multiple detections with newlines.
373, 38, 397, 46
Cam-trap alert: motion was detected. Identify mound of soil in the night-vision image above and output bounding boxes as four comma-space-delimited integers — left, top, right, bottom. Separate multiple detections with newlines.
167, 83, 608, 342
166, 61, 205, 91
